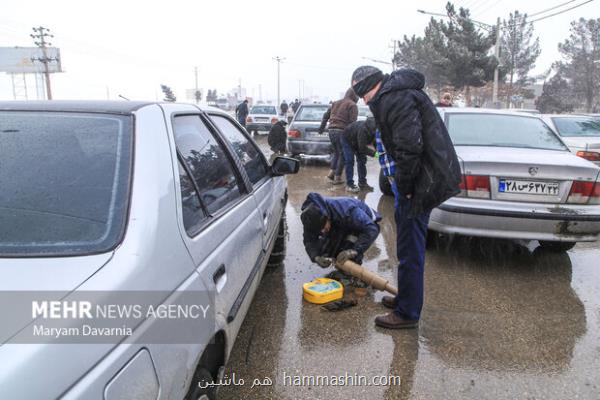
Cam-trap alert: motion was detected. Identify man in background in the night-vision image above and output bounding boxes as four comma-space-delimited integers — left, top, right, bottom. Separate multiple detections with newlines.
434, 92, 453, 107
235, 99, 249, 127
318, 88, 359, 190
341, 117, 378, 191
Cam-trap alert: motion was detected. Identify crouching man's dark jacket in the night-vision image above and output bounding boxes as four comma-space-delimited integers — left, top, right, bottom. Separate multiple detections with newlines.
301, 192, 380, 262
344, 117, 377, 157
368, 69, 461, 216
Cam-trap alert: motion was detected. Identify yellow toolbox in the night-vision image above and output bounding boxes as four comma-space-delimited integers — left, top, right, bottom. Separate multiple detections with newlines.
303, 278, 344, 304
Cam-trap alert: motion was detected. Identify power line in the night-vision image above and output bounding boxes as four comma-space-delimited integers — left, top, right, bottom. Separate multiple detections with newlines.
528, 0, 578, 18
529, 0, 596, 23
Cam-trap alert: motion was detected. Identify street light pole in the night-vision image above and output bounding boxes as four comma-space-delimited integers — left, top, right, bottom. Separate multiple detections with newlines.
492, 17, 501, 107
273, 56, 285, 108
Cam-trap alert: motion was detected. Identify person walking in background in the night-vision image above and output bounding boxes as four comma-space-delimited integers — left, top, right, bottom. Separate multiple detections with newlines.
291, 99, 301, 113
280, 100, 289, 117
318, 88, 359, 189
341, 117, 378, 191
235, 99, 249, 127
351, 65, 461, 329
434, 92, 453, 107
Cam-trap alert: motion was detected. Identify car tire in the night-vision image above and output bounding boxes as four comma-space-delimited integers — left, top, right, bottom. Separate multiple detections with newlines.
185, 367, 216, 400
538, 241, 576, 252
379, 169, 393, 197
267, 214, 287, 268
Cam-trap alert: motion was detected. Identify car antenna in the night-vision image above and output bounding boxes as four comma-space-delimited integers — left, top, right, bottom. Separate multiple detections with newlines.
118, 94, 130, 101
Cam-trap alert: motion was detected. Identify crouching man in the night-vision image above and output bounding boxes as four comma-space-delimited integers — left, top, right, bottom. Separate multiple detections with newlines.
300, 192, 381, 268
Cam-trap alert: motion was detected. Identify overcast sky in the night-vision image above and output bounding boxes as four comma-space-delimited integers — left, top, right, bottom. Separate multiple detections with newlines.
0, 0, 597, 103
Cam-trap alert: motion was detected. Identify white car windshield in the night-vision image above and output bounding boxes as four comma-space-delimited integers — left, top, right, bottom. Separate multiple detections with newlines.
552, 117, 600, 137
250, 106, 276, 114
295, 106, 328, 121
447, 113, 568, 151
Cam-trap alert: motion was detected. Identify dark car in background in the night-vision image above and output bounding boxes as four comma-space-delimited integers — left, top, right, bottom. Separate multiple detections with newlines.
287, 104, 331, 157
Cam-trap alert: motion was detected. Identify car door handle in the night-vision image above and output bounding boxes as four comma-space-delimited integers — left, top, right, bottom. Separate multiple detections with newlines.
213, 264, 226, 284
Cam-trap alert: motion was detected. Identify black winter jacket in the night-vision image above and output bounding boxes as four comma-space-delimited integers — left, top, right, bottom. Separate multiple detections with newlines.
268, 121, 287, 152
368, 69, 461, 216
343, 118, 377, 157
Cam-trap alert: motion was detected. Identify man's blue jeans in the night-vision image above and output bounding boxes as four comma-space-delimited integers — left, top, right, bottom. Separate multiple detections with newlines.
328, 129, 345, 177
393, 196, 431, 321
341, 136, 367, 186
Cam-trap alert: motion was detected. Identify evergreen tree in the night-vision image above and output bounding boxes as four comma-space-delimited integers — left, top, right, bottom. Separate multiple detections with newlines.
536, 70, 576, 113
500, 11, 541, 107
559, 18, 600, 112
437, 2, 498, 105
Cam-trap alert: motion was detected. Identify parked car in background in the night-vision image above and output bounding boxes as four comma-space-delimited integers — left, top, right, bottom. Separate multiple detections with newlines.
380, 108, 600, 251
357, 105, 373, 121
287, 103, 331, 157
542, 114, 600, 165
246, 104, 280, 135
0, 100, 299, 399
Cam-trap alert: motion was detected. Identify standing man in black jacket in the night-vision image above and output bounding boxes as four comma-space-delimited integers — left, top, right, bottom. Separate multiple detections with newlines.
351, 66, 461, 329
235, 99, 249, 128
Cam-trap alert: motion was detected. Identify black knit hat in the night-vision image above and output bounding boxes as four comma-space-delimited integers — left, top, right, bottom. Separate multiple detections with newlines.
351, 65, 384, 97
301, 204, 327, 232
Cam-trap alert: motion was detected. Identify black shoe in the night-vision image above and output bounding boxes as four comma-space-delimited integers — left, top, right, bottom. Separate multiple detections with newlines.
359, 182, 374, 191
375, 313, 418, 329
381, 295, 395, 309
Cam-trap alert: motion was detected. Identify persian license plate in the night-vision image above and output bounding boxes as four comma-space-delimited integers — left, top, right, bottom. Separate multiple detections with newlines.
498, 179, 560, 195
255, 117, 269, 122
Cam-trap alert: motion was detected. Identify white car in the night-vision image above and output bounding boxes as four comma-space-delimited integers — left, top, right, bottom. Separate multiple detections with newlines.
542, 114, 600, 165
245, 104, 280, 135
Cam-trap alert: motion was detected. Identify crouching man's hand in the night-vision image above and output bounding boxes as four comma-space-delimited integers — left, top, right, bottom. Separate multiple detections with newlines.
314, 256, 332, 268
336, 249, 358, 264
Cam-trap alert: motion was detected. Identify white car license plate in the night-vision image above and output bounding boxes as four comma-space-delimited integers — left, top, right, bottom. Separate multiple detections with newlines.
255, 117, 269, 122
498, 179, 559, 195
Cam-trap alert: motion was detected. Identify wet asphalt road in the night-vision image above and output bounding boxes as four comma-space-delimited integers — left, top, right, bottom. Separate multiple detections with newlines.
219, 135, 600, 400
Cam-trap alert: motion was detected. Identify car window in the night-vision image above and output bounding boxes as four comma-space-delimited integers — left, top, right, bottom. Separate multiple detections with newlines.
178, 161, 206, 235
210, 114, 269, 185
173, 115, 242, 215
552, 117, 600, 137
447, 113, 568, 151
250, 106, 276, 114
0, 111, 132, 256
358, 106, 372, 118
295, 106, 329, 121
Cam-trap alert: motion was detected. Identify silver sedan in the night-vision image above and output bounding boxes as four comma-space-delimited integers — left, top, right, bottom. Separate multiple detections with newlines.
430, 108, 600, 251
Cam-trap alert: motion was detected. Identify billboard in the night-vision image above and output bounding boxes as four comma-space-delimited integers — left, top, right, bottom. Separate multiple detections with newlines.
0, 47, 62, 74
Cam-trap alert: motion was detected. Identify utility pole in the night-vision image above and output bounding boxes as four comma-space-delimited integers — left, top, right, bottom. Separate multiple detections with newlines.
492, 17, 501, 108
30, 26, 58, 100
272, 56, 285, 107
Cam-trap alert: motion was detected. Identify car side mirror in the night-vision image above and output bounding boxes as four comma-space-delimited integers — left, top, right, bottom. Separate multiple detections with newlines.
271, 156, 300, 176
